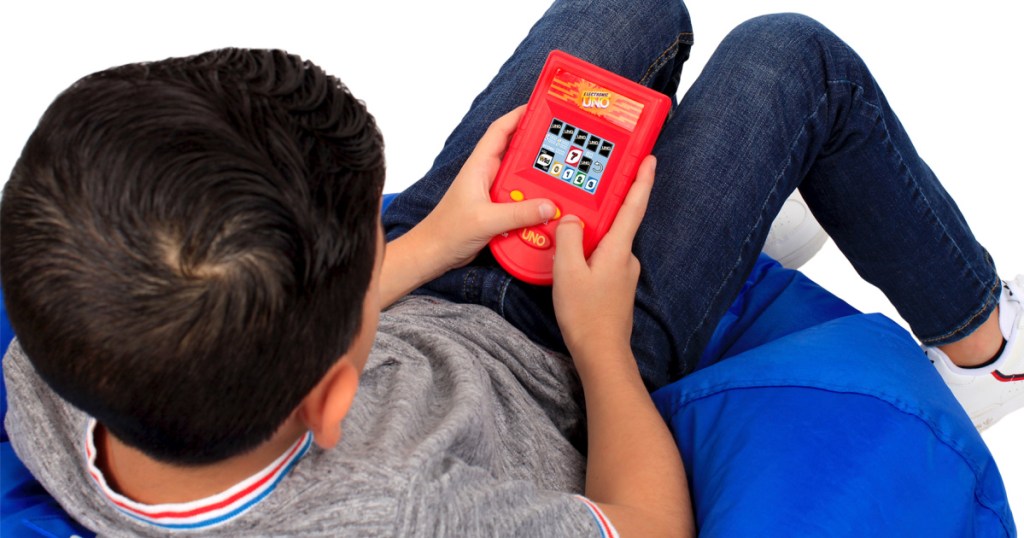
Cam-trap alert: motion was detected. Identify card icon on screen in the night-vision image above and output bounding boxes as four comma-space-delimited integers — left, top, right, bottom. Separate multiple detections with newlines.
565, 147, 584, 166
549, 119, 565, 135
535, 148, 554, 172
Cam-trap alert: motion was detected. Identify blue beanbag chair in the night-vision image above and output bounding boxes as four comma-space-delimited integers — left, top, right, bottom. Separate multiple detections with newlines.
1, 198, 1015, 535
652, 255, 1015, 536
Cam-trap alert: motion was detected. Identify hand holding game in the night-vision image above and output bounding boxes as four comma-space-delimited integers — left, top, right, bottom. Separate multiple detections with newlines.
417, 106, 556, 271
489, 51, 670, 285
552, 155, 655, 363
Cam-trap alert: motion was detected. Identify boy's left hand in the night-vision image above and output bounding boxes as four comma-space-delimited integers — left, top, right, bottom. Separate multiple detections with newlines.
417, 105, 555, 271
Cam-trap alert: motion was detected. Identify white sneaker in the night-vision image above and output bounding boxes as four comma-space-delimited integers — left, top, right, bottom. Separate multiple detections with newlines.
763, 190, 828, 269
926, 275, 1024, 431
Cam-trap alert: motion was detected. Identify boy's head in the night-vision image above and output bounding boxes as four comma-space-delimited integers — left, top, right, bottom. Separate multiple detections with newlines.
0, 48, 385, 465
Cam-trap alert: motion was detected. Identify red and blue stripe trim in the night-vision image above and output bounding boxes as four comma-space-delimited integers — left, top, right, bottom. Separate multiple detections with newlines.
85, 420, 311, 530
576, 495, 621, 538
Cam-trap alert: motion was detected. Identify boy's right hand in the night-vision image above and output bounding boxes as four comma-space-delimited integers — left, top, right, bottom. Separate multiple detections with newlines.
551, 156, 693, 538
552, 156, 655, 367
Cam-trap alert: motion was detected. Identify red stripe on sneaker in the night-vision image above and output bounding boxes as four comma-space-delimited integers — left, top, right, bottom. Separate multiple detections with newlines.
992, 370, 1024, 382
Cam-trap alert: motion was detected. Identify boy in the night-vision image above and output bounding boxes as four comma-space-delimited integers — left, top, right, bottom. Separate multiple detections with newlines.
3, 1, 1021, 536
2, 39, 689, 538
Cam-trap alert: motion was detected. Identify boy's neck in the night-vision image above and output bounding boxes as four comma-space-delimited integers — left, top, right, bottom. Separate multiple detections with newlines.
95, 419, 308, 505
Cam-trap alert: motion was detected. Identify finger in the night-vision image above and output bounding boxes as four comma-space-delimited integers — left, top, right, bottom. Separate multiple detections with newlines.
553, 215, 586, 274
603, 155, 656, 250
482, 198, 556, 236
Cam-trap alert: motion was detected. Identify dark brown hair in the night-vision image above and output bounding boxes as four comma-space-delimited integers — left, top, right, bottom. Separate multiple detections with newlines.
1, 48, 385, 464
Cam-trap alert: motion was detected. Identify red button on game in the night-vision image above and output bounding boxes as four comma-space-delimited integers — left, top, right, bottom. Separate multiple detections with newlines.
519, 227, 552, 250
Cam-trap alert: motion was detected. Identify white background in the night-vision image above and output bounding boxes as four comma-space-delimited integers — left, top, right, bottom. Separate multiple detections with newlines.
2, 0, 1022, 524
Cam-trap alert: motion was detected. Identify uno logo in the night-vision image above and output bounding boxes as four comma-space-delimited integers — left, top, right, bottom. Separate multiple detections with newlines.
519, 227, 552, 250
581, 91, 611, 109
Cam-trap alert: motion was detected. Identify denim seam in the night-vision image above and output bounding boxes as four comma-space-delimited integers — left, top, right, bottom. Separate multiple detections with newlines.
678, 91, 830, 362
638, 32, 693, 87
824, 78, 1000, 344
496, 274, 512, 319
921, 280, 1001, 345
461, 268, 475, 303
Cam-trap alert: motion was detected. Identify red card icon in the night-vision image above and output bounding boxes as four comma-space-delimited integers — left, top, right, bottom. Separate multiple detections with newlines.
565, 147, 583, 166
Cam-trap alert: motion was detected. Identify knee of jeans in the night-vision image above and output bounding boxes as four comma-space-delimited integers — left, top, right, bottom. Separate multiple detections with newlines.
562, 0, 693, 90
561, 0, 693, 49
733, 12, 831, 38
722, 13, 850, 81
575, 0, 692, 30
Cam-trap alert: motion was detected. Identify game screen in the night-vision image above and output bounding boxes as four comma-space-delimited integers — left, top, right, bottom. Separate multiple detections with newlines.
532, 118, 614, 195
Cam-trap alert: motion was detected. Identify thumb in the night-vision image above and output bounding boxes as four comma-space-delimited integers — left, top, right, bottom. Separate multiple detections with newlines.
553, 215, 586, 275
485, 198, 556, 235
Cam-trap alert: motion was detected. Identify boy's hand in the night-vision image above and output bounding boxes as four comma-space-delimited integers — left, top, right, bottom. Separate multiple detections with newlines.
552, 156, 655, 364
418, 105, 556, 271
550, 156, 693, 538
380, 106, 555, 307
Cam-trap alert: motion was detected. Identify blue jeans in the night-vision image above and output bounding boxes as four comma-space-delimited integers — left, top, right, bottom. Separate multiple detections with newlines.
383, 0, 1001, 390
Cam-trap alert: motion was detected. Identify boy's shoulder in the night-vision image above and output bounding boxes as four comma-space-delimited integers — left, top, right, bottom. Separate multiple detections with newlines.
4, 298, 607, 536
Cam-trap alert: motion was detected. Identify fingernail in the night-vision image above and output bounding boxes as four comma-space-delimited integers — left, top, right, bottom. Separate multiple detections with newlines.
539, 203, 555, 220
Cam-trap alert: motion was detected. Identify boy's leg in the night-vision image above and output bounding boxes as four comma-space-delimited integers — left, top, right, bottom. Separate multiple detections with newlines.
384, 0, 693, 341
389, 8, 999, 391
628, 14, 999, 388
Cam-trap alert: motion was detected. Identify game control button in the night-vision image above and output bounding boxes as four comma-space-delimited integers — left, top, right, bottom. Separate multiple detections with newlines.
519, 227, 552, 250
510, 190, 525, 202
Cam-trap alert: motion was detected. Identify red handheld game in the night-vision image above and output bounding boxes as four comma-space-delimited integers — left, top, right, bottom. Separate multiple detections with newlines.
489, 50, 671, 285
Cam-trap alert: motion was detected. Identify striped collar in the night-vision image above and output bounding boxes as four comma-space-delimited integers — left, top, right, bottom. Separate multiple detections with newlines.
84, 419, 312, 530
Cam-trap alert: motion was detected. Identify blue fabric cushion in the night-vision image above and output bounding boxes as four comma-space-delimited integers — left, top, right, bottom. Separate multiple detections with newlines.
653, 255, 1015, 536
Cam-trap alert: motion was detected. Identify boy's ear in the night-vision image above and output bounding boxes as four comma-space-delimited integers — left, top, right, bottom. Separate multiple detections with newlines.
297, 359, 361, 450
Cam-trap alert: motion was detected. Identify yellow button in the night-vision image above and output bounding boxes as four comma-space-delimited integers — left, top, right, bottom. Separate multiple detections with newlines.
510, 190, 524, 202
553, 207, 561, 220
